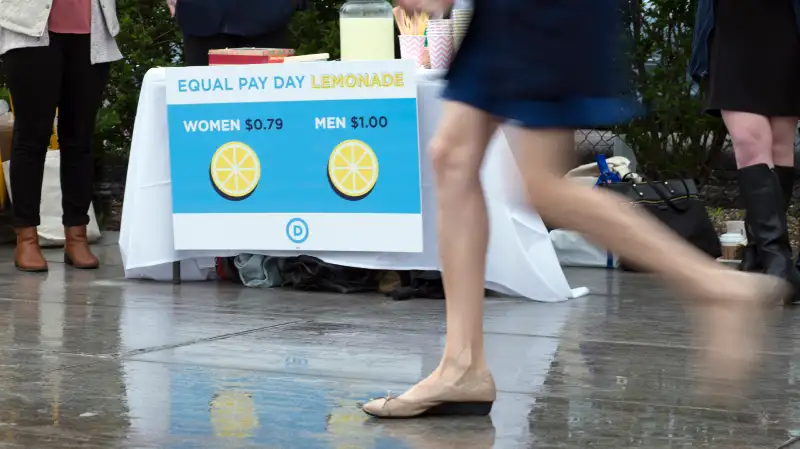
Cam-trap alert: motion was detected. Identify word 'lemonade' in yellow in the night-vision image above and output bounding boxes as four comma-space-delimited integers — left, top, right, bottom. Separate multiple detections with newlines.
311, 72, 404, 89
327, 139, 379, 200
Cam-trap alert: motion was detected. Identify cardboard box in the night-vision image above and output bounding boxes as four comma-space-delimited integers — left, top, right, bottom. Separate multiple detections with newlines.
208, 48, 296, 66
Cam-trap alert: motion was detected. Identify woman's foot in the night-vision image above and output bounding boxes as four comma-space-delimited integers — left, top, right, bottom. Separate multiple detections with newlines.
362, 364, 496, 419
14, 227, 48, 273
688, 270, 789, 392
64, 226, 99, 269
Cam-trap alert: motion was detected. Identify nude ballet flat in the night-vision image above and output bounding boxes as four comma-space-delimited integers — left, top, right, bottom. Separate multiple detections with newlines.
362, 375, 496, 419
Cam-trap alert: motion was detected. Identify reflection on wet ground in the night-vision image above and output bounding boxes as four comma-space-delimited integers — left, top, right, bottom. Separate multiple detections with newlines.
0, 235, 797, 448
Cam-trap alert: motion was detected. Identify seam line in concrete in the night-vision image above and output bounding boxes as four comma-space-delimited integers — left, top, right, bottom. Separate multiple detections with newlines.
34, 320, 309, 374
115, 319, 309, 358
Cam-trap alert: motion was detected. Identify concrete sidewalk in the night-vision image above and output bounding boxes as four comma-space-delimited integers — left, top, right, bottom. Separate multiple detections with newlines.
0, 233, 795, 448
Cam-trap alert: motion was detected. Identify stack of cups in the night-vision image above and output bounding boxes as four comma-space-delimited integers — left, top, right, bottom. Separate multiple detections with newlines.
398, 35, 427, 68
426, 19, 454, 69
452, 9, 473, 51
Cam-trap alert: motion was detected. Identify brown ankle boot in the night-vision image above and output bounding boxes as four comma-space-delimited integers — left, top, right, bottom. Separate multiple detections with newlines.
15, 227, 48, 272
64, 226, 99, 269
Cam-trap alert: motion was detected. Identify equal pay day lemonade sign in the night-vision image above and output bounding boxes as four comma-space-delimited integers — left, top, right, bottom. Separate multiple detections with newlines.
165, 60, 422, 252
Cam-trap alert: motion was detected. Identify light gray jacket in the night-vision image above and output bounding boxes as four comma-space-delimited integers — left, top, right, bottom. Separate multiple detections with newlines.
0, 0, 122, 64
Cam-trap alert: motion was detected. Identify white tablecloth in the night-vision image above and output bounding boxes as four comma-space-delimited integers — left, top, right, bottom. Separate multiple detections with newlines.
120, 67, 587, 301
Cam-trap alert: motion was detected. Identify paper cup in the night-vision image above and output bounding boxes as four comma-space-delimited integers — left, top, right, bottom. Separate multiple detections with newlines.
453, 12, 472, 27
454, 35, 465, 52
399, 35, 426, 68
719, 232, 746, 260
427, 19, 453, 36
428, 34, 454, 69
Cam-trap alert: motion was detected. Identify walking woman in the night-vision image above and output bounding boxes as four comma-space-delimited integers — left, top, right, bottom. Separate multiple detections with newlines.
691, 0, 800, 301
362, 0, 790, 419
0, 0, 121, 272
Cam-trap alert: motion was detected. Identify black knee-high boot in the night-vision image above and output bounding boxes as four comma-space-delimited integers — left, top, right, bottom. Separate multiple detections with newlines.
738, 164, 800, 304
739, 166, 796, 272
739, 228, 760, 271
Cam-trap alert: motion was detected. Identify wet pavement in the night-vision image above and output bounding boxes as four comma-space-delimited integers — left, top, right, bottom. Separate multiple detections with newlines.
0, 235, 798, 448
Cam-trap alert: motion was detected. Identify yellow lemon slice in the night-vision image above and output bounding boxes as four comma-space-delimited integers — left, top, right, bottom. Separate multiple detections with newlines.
210, 142, 261, 201
327, 139, 379, 200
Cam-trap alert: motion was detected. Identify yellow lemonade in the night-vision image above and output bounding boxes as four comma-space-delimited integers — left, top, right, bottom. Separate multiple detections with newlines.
340, 17, 395, 61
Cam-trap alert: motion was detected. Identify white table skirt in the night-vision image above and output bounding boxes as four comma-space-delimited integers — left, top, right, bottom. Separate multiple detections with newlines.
119, 68, 587, 302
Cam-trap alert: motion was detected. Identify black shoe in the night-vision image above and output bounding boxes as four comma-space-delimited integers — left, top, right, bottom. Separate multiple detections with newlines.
738, 225, 760, 272
776, 166, 800, 280
738, 164, 800, 305
739, 166, 796, 274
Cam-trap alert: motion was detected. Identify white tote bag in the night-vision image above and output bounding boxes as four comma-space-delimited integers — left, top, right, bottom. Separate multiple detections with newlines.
3, 151, 102, 247
550, 229, 618, 268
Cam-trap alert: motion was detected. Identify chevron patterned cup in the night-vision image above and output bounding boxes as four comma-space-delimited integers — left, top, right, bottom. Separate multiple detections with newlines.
399, 35, 426, 68
428, 34, 454, 69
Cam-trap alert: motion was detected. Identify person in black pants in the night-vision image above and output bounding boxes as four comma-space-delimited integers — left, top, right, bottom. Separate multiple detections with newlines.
0, 0, 121, 273
168, 0, 306, 66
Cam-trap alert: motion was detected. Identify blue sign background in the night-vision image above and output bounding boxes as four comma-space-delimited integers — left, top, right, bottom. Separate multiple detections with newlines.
168, 98, 421, 215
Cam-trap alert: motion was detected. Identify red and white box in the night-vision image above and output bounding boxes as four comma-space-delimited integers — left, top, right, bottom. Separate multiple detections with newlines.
208, 48, 296, 66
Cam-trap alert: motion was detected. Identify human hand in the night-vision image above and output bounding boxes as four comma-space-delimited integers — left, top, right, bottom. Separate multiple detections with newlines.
167, 0, 177, 17
395, 0, 420, 10
420, 0, 453, 14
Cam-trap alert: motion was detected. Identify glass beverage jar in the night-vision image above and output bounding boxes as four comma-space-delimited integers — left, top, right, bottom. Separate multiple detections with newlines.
340, 0, 395, 61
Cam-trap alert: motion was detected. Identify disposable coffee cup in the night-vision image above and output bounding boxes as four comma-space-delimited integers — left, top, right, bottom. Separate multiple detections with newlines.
719, 232, 745, 260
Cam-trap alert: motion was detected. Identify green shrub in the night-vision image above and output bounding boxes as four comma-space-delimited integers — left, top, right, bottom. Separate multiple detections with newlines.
615, 0, 728, 182
95, 0, 182, 166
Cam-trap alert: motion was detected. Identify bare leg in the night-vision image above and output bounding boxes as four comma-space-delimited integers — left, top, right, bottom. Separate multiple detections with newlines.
429, 102, 497, 387
723, 111, 773, 168
363, 101, 498, 417
769, 116, 797, 169
505, 126, 789, 390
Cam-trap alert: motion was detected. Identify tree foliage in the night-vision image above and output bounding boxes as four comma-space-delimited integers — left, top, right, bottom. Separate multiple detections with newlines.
615, 0, 727, 182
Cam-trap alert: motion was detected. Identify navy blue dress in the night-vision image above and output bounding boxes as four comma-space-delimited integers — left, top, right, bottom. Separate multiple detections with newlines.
443, 0, 640, 128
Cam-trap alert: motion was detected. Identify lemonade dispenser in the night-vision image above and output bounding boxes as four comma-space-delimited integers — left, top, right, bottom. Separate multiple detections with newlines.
340, 0, 395, 61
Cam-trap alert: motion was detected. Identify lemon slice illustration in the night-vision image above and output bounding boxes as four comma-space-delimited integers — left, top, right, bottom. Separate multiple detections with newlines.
209, 141, 261, 201
327, 139, 379, 200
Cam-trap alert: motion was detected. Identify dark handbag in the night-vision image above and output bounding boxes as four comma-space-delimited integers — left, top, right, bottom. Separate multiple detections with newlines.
600, 177, 721, 271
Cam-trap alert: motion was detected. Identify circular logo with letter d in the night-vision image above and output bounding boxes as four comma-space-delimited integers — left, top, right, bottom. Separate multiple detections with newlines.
286, 218, 309, 244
